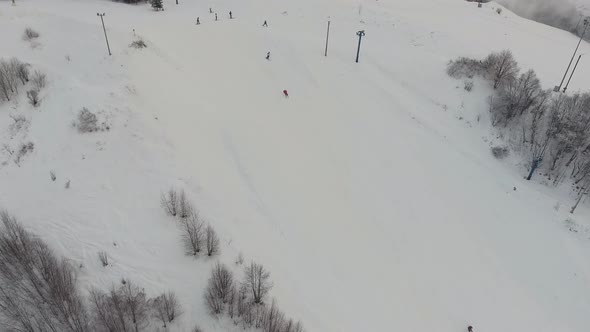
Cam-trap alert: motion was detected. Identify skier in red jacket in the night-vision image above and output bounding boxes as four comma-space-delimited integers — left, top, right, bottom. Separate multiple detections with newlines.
283, 90, 289, 97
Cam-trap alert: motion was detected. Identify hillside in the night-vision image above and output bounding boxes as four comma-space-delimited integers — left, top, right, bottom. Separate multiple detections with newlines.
1, 0, 590, 331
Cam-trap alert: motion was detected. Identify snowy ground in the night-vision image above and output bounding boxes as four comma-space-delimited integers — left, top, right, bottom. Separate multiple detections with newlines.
1, 0, 590, 331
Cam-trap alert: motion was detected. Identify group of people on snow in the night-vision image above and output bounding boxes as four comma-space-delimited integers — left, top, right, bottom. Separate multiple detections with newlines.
196, 8, 234, 25
194, 10, 287, 97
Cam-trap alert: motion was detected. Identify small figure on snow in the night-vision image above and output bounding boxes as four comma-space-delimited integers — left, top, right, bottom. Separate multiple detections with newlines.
196, 17, 200, 25
262, 20, 268, 27
283, 90, 289, 98
468, 326, 474, 332
215, 13, 218, 21
229, 11, 233, 19
266, 52, 270, 60
209, 7, 213, 13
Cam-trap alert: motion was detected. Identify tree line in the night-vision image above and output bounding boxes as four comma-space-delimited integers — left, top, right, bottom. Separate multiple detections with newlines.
448, 50, 590, 204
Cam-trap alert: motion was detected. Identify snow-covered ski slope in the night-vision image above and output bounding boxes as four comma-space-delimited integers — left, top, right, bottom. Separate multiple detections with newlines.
1, 0, 590, 331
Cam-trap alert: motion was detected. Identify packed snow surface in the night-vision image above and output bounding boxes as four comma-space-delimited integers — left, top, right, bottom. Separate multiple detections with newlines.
1, 0, 590, 331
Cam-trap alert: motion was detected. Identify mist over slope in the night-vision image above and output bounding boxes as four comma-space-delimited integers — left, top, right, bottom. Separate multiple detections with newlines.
498, 0, 588, 37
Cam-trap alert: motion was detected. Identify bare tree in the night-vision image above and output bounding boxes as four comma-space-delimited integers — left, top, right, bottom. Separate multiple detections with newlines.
90, 286, 131, 332
152, 291, 182, 328
16, 61, 29, 85
121, 282, 151, 332
178, 190, 193, 219
205, 224, 219, 256
263, 299, 286, 332
227, 286, 237, 319
204, 285, 224, 315
244, 262, 272, 304
0, 67, 12, 101
0, 60, 19, 95
491, 70, 544, 126
521, 96, 552, 181
181, 213, 204, 256
160, 189, 178, 217
236, 283, 250, 319
208, 262, 234, 302
484, 50, 519, 89
283, 319, 304, 332
0, 211, 90, 332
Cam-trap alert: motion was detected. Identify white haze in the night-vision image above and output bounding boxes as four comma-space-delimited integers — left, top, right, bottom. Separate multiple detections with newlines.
498, 0, 584, 33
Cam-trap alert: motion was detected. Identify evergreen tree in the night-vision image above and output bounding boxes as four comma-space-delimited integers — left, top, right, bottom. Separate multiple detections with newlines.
150, 0, 163, 11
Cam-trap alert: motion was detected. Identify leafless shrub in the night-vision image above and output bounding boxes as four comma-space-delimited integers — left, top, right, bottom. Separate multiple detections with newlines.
121, 281, 151, 332
236, 283, 250, 319
0, 67, 11, 101
130, 39, 147, 49
204, 284, 224, 315
491, 69, 544, 126
204, 263, 235, 315
446, 57, 483, 79
90, 281, 153, 332
205, 224, 220, 256
22, 27, 40, 41
282, 318, 304, 332
161, 188, 179, 217
235, 252, 244, 265
254, 304, 267, 329
50, 170, 56, 181
463, 80, 474, 92
16, 61, 29, 84
192, 325, 204, 332
98, 251, 109, 267
496, 7, 502, 14
27, 88, 40, 107
8, 114, 28, 134
74, 108, 99, 133
244, 262, 272, 304
227, 285, 237, 319
152, 291, 182, 327
31, 70, 47, 90
178, 190, 193, 219
65, 180, 71, 189
89, 287, 130, 332
262, 299, 286, 332
208, 262, 235, 303
0, 59, 19, 99
14, 141, 34, 165
0, 211, 90, 332
491, 146, 509, 159
182, 213, 204, 256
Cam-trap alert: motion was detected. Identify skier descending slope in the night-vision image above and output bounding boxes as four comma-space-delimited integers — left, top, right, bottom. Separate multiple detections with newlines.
283, 90, 289, 98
